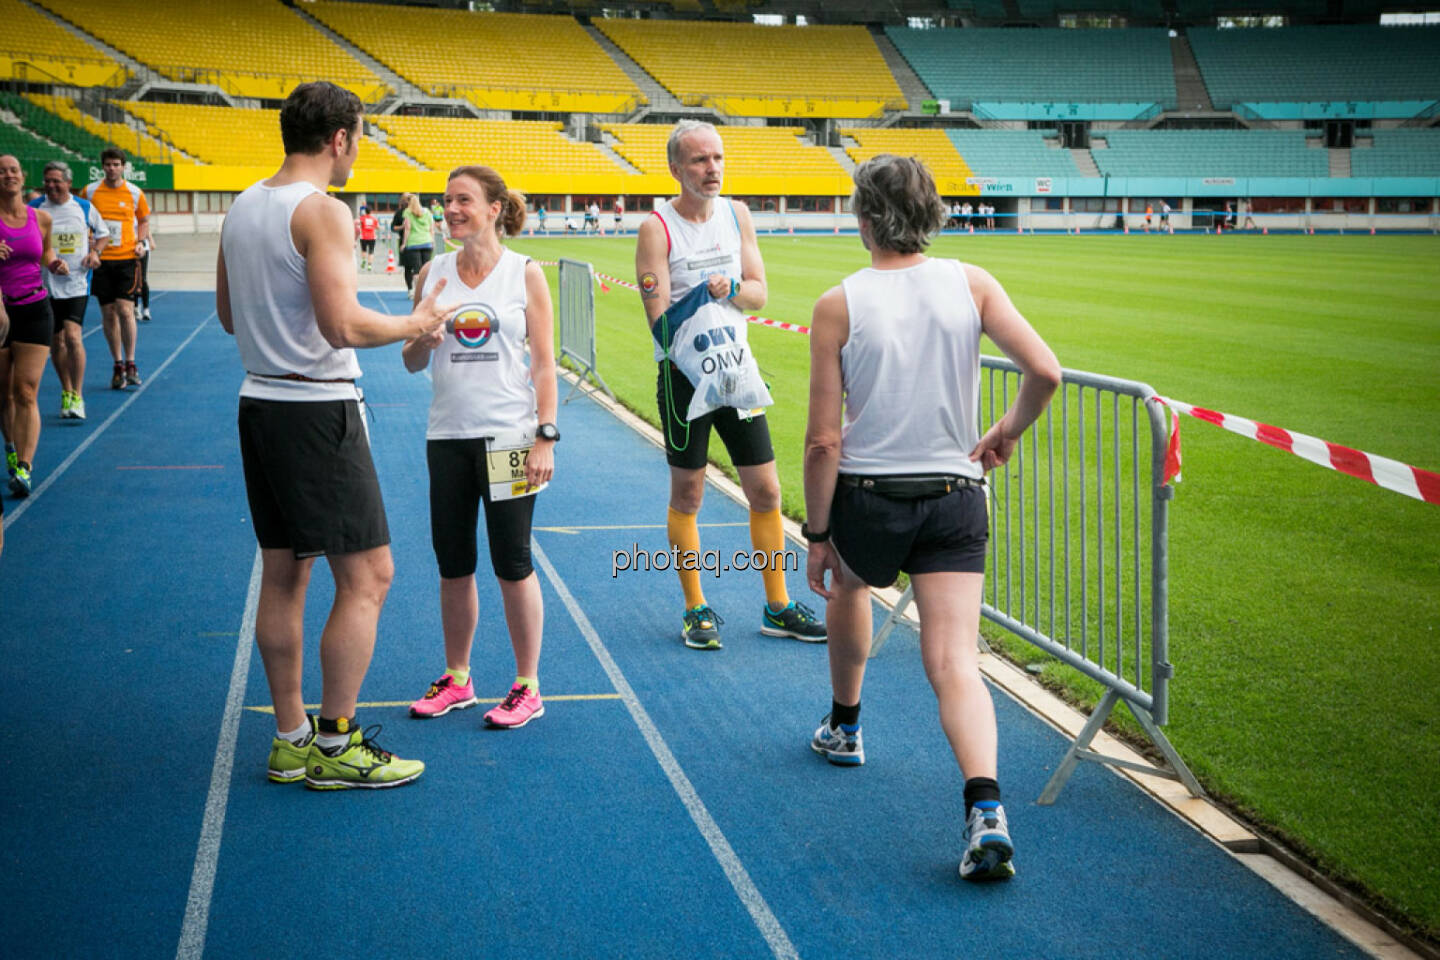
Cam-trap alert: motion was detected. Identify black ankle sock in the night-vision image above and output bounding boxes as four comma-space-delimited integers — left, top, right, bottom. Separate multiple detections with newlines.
830, 699, 860, 729
963, 777, 1001, 819
17, 461, 29, 472
317, 715, 354, 735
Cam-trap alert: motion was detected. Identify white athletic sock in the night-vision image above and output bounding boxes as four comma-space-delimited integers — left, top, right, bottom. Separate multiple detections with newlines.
277, 719, 312, 746
316, 730, 351, 753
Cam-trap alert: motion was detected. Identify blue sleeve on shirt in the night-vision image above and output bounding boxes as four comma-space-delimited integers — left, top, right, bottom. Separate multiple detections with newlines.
650, 281, 714, 353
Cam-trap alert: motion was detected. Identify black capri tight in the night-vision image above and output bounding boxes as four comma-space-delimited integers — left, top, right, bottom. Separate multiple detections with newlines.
427, 437, 536, 580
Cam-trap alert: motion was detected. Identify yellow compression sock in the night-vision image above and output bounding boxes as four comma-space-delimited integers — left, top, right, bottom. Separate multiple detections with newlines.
445, 666, 470, 687
514, 676, 538, 695
667, 507, 706, 609
750, 508, 790, 610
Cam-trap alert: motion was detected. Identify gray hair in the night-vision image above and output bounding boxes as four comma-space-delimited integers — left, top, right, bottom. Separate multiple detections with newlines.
667, 119, 719, 167
850, 154, 948, 255
43, 160, 73, 182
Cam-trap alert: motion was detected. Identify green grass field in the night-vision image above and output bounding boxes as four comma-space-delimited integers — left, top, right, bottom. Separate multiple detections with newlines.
510, 232, 1440, 939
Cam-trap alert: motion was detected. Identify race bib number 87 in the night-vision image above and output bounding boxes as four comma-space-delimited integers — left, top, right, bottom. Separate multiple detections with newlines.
485, 436, 547, 501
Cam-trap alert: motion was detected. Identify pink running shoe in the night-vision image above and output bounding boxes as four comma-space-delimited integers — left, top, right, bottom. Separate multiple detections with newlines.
483, 683, 545, 729
409, 674, 478, 718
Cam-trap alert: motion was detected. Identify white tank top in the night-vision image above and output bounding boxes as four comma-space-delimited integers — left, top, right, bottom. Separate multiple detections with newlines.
651, 197, 742, 363
838, 258, 983, 479
223, 180, 362, 401
422, 248, 536, 441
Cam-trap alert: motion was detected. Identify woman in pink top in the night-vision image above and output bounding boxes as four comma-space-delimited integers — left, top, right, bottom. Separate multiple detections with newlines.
0, 154, 64, 498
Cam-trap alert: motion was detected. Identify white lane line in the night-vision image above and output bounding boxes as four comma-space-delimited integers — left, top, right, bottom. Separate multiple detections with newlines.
175, 547, 261, 960
4, 311, 215, 529
531, 540, 802, 960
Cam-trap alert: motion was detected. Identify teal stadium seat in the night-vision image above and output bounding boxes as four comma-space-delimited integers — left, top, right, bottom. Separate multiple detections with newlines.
947, 129, 1082, 177
1350, 130, 1440, 177
886, 27, 1177, 110
1187, 26, 1440, 108
1094, 129, 1329, 177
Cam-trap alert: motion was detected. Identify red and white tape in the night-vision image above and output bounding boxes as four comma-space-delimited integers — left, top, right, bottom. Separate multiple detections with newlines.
1151, 396, 1439, 504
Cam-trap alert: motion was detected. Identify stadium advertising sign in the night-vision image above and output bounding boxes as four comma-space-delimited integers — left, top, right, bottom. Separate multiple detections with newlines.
87, 162, 174, 191
1203, 177, 1237, 187
966, 177, 1014, 193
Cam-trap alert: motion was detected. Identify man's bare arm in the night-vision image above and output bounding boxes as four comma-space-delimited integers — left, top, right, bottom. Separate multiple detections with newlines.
635, 215, 671, 328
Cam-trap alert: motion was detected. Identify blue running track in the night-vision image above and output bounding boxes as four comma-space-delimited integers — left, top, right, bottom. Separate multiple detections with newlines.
0, 291, 1365, 959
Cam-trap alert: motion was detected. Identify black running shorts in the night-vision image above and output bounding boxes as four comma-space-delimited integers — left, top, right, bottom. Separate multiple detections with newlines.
831, 481, 989, 587
92, 258, 141, 305
2, 298, 55, 348
426, 437, 536, 581
51, 296, 87, 331
237, 397, 389, 559
359, 239, 376, 254
655, 361, 774, 471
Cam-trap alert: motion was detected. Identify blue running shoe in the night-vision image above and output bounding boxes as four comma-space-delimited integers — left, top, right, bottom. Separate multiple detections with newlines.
682, 605, 723, 650
9, 466, 31, 499
960, 802, 1015, 881
810, 713, 864, 766
761, 601, 826, 642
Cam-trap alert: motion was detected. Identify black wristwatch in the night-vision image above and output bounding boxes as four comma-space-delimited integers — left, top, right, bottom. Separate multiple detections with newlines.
801, 523, 830, 543
536, 423, 560, 443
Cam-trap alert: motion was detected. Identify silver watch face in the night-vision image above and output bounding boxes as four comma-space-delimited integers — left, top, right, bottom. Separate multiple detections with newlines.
538, 424, 559, 441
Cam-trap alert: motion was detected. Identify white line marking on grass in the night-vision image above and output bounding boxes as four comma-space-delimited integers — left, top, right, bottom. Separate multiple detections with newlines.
4, 312, 215, 530
531, 541, 801, 960
175, 547, 261, 960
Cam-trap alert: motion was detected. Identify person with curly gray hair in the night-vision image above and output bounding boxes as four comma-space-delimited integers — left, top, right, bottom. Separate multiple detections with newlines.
802, 154, 1061, 882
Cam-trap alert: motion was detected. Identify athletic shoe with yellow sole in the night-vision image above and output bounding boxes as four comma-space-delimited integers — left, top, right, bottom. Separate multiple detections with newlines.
266, 718, 314, 784
305, 724, 423, 791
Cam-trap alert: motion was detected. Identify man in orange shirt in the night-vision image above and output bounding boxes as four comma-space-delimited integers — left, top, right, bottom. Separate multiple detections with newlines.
81, 148, 150, 389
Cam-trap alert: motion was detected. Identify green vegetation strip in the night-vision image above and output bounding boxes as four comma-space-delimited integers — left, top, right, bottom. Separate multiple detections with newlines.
512, 233, 1440, 939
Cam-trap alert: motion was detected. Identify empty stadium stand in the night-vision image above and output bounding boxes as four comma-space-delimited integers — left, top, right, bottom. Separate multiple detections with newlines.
0, 0, 127, 88
595, 20, 906, 118
1187, 25, 1440, 108
947, 130, 1082, 178
604, 122, 847, 178
372, 115, 624, 180
306, 3, 643, 114
34, 0, 387, 103
1351, 129, 1440, 177
885, 27, 1177, 110
118, 102, 414, 170
20, 94, 171, 164
840, 127, 976, 193
1093, 129, 1329, 177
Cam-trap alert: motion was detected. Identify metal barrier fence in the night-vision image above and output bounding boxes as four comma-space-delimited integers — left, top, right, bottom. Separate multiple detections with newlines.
869, 356, 1203, 804
557, 258, 614, 404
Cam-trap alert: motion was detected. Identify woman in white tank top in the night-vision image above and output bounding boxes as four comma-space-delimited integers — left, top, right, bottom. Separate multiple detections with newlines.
401, 165, 559, 731
802, 155, 1061, 882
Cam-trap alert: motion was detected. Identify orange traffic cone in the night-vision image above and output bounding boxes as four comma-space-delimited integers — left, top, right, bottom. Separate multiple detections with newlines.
384, 248, 396, 273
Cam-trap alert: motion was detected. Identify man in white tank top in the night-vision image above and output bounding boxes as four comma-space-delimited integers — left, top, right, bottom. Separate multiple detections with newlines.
635, 120, 825, 651
803, 155, 1060, 881
216, 82, 456, 791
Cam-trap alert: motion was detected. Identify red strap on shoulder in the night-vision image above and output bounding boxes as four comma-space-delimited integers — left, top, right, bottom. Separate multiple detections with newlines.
650, 210, 671, 256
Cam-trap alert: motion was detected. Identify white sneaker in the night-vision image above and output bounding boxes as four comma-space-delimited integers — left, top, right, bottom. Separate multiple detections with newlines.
959, 803, 1015, 881
70, 397, 86, 421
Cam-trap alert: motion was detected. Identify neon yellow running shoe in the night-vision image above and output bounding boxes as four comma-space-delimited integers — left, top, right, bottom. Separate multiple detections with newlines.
266, 719, 314, 784
304, 724, 424, 791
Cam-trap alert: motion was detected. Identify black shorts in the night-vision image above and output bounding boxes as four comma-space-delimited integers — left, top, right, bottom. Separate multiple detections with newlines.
237, 396, 389, 559
427, 438, 537, 580
359, 239, 376, 254
2, 298, 55, 348
92, 259, 142, 305
401, 246, 432, 271
51, 296, 88, 331
655, 361, 774, 471
831, 481, 988, 587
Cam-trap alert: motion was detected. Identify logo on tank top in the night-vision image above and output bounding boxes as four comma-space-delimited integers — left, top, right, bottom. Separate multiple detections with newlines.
452, 304, 497, 348
448, 303, 500, 362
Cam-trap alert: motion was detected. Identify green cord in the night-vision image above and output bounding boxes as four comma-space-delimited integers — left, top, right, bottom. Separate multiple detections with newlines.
660, 309, 691, 453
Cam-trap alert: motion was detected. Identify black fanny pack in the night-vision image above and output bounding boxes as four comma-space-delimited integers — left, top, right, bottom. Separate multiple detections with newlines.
838, 473, 984, 500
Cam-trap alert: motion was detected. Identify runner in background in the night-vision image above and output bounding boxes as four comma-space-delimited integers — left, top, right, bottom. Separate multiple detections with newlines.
80, 148, 149, 390
355, 204, 378, 271
32, 160, 106, 421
